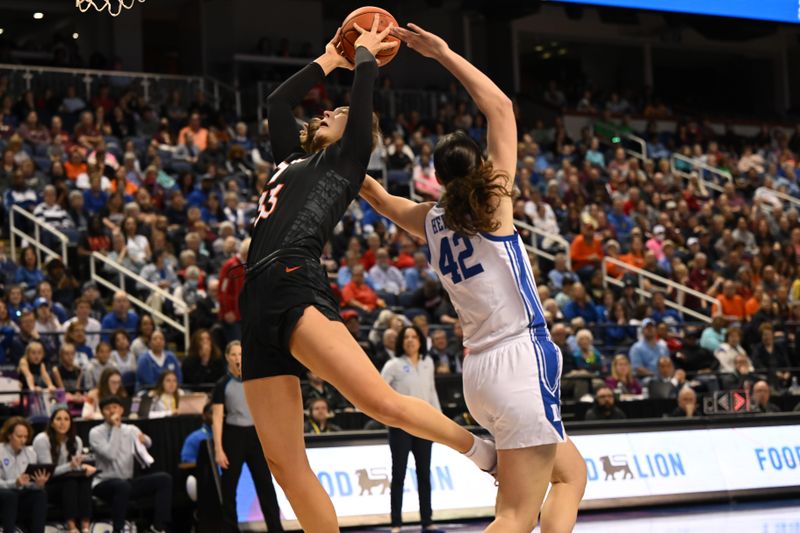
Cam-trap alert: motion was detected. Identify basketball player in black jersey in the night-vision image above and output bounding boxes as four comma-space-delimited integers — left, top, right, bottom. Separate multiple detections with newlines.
240, 18, 496, 532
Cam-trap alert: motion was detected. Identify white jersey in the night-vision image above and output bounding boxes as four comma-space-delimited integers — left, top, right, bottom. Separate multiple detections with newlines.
425, 205, 548, 353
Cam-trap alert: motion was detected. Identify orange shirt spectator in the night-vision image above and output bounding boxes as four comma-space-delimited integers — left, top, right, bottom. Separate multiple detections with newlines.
178, 113, 209, 152
570, 223, 604, 271
745, 296, 760, 317
714, 281, 747, 320
65, 149, 87, 181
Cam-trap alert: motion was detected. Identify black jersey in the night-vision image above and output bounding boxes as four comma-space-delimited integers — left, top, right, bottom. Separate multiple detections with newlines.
249, 48, 378, 265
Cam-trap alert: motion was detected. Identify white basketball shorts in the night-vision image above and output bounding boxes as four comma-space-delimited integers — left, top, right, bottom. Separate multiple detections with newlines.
462, 331, 566, 450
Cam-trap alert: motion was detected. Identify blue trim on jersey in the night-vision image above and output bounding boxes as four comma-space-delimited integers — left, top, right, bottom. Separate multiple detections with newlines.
507, 238, 547, 331
480, 231, 518, 242
503, 238, 563, 437
530, 333, 565, 439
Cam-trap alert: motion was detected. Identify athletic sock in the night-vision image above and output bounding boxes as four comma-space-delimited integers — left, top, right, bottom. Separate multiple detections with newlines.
464, 434, 497, 473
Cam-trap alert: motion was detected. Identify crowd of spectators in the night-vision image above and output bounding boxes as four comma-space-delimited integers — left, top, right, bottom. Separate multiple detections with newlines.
0, 64, 799, 435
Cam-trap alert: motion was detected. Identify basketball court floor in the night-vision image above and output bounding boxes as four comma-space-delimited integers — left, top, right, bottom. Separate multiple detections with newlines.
348, 499, 800, 532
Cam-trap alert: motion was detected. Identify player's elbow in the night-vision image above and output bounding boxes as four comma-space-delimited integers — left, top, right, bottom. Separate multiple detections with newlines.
488, 95, 514, 119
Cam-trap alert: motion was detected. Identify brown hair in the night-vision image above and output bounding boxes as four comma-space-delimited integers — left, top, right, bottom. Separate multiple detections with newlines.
0, 416, 33, 444
188, 329, 221, 361
151, 370, 180, 410
98, 367, 127, 399
434, 131, 511, 236
299, 108, 381, 154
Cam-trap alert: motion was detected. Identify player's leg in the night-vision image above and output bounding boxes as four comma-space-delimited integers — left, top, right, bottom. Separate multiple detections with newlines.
289, 307, 493, 469
484, 445, 557, 533
540, 438, 587, 533
243, 375, 339, 533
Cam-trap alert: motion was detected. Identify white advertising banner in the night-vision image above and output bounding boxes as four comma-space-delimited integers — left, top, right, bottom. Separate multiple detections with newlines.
237, 424, 800, 527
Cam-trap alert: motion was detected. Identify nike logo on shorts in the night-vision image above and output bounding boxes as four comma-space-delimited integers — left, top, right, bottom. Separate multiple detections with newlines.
285, 265, 302, 273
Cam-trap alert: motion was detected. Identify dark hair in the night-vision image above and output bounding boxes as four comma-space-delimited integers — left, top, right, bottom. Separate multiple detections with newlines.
46, 407, 79, 464
188, 329, 221, 361
111, 329, 129, 351
306, 396, 329, 412
98, 367, 127, 399
395, 325, 428, 358
434, 131, 511, 236
0, 416, 32, 444
299, 108, 381, 154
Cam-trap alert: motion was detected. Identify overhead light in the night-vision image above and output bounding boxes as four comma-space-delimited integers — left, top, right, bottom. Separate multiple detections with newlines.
542, 52, 552, 59
72, 32, 79, 39
558, 48, 567, 55
534, 45, 544, 52
33, 12, 44, 20
0, 29, 4, 35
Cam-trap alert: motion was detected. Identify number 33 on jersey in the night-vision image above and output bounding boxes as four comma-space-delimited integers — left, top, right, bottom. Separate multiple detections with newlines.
254, 158, 305, 227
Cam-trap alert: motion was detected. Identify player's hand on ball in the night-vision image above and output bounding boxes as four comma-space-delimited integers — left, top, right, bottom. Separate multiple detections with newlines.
353, 14, 398, 64
325, 28, 354, 71
392, 23, 449, 59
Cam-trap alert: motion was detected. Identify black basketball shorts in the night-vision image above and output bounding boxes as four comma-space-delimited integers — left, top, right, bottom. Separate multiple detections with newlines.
240, 256, 342, 380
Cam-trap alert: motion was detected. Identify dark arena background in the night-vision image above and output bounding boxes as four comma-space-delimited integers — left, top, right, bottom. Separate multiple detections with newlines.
0, 0, 799, 531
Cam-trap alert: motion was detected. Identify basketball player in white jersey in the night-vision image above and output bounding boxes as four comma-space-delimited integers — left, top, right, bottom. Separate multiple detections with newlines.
360, 24, 586, 532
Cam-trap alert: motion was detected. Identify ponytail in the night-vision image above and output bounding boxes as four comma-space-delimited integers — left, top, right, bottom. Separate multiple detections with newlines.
440, 161, 510, 236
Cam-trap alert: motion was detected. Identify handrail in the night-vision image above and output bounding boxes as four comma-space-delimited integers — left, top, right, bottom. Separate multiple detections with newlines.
593, 122, 648, 163
202, 75, 242, 118
602, 256, 716, 323
670, 153, 723, 194
671, 152, 731, 184
90, 252, 190, 349
0, 62, 203, 82
513, 219, 572, 271
764, 186, 800, 211
9, 205, 69, 269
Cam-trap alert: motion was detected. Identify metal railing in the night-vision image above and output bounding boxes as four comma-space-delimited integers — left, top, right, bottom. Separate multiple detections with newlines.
602, 256, 717, 323
593, 122, 648, 163
0, 63, 241, 118
255, 80, 442, 126
90, 252, 190, 349
671, 153, 731, 187
763, 186, 800, 211
9, 205, 69, 269
670, 153, 724, 194
513, 219, 572, 270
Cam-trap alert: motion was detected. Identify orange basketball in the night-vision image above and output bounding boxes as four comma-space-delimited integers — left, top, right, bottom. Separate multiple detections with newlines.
340, 6, 400, 66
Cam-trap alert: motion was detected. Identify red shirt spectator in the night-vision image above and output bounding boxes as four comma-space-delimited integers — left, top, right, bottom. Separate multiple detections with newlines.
342, 265, 383, 313
218, 240, 249, 323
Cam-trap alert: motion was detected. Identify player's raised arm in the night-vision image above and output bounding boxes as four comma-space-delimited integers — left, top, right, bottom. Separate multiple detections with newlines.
359, 176, 432, 240
392, 23, 516, 194
266, 28, 353, 163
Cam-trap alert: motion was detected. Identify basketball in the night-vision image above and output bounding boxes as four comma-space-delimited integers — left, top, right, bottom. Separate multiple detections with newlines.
340, 6, 400, 66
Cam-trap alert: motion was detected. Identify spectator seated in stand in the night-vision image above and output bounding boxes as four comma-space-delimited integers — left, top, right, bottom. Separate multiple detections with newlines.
605, 354, 642, 395
136, 329, 182, 391
648, 356, 687, 400
629, 319, 669, 379
584, 386, 627, 421
182, 328, 226, 386
669, 387, 701, 418
89, 395, 173, 533
301, 371, 350, 412
140, 369, 183, 418
342, 264, 385, 318
82, 367, 129, 420
304, 397, 342, 434
0, 417, 50, 533
101, 291, 140, 343
751, 379, 781, 413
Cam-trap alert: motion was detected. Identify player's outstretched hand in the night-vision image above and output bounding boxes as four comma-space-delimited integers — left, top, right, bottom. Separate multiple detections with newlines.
391, 23, 449, 60
353, 13, 398, 64
324, 28, 354, 71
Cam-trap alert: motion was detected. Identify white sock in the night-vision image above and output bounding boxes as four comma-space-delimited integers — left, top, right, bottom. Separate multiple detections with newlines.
464, 434, 497, 472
